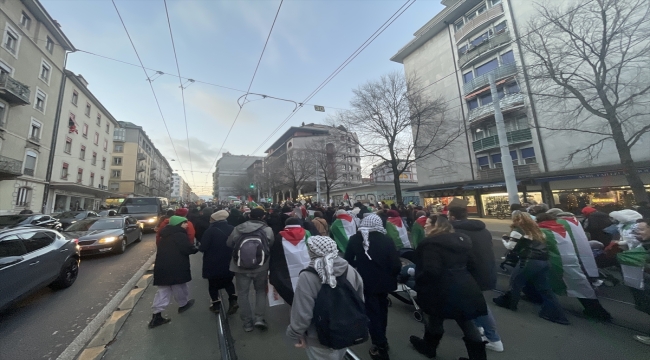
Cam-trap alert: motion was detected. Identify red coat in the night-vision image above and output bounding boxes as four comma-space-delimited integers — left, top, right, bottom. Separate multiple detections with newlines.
156, 218, 195, 245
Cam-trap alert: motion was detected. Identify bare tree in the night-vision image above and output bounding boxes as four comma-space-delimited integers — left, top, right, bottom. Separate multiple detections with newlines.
304, 137, 347, 203
332, 71, 462, 203
521, 0, 650, 203
278, 149, 317, 200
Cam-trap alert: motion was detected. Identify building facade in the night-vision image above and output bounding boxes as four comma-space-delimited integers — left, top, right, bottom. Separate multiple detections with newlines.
370, 160, 418, 184
110, 121, 172, 200
213, 152, 262, 201
0, 0, 74, 214
392, 0, 650, 216
46, 70, 117, 213
171, 173, 191, 203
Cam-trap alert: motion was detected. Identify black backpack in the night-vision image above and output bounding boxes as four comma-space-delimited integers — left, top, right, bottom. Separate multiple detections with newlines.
302, 267, 369, 350
232, 226, 270, 270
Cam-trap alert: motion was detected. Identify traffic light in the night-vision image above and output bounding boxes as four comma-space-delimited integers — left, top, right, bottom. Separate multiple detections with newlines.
249, 183, 255, 189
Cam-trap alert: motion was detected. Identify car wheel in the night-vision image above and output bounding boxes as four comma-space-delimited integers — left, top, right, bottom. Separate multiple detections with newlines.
134, 231, 142, 243
114, 238, 127, 254
50, 257, 79, 289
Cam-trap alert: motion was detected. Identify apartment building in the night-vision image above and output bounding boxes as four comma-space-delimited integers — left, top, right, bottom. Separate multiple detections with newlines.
46, 70, 118, 213
391, 0, 650, 215
0, 0, 74, 214
370, 161, 418, 184
110, 121, 173, 199
170, 173, 191, 203
212, 152, 262, 201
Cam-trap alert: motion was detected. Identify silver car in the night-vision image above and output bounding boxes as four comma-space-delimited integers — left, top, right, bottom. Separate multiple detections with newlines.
0, 227, 80, 312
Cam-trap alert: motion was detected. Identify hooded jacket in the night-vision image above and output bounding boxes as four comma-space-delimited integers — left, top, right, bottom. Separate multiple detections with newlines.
312, 217, 329, 236
154, 225, 198, 286
345, 231, 401, 294
286, 257, 364, 349
226, 220, 275, 274
156, 218, 195, 245
451, 219, 497, 291
199, 220, 234, 279
227, 209, 246, 227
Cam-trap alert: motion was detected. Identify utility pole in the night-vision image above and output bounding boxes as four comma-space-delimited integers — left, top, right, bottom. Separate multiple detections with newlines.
316, 166, 321, 204
489, 73, 519, 205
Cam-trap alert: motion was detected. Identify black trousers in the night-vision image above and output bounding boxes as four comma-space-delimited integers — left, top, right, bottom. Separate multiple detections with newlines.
365, 292, 389, 346
426, 315, 482, 343
208, 276, 236, 303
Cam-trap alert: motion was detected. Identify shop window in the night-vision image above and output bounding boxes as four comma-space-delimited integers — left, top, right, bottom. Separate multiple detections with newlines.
463, 71, 474, 84
477, 156, 490, 170
491, 153, 502, 168
501, 50, 515, 65
475, 59, 498, 77
521, 147, 536, 164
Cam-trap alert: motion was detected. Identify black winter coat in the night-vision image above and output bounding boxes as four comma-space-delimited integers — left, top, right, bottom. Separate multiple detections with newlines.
154, 225, 198, 286
584, 211, 614, 246
414, 232, 487, 320
199, 221, 234, 279
194, 213, 212, 244
451, 219, 497, 291
345, 232, 401, 294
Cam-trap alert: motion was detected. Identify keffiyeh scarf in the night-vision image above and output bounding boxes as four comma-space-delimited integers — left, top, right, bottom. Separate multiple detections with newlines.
307, 236, 339, 288
358, 214, 387, 260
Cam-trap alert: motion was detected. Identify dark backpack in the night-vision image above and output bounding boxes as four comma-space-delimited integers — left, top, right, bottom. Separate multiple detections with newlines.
302, 267, 369, 350
232, 226, 270, 270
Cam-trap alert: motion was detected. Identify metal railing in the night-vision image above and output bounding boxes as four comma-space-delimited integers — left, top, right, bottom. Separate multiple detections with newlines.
137, 152, 146, 160
463, 62, 518, 95
468, 92, 525, 123
455, 3, 504, 42
472, 128, 533, 152
0, 73, 31, 105
217, 290, 238, 360
459, 30, 511, 68
478, 163, 540, 180
136, 165, 146, 173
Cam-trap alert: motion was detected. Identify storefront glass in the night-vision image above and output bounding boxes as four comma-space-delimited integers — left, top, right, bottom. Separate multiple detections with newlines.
553, 186, 649, 214
424, 196, 478, 214
480, 192, 542, 217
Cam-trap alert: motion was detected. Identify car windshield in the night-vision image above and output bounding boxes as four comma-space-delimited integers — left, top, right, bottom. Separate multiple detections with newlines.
58, 211, 85, 219
118, 205, 158, 214
0, 215, 31, 226
98, 210, 115, 217
65, 218, 123, 231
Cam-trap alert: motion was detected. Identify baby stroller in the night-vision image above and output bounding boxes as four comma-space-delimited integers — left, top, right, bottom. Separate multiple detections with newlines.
388, 248, 424, 322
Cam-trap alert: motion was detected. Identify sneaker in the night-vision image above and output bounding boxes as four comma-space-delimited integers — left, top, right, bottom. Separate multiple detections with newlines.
243, 322, 254, 332
486, 340, 504, 352
178, 299, 195, 313
633, 335, 650, 345
254, 319, 268, 330
477, 327, 485, 336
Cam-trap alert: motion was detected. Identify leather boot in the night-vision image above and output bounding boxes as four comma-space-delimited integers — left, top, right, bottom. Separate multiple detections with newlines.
369, 344, 390, 360
148, 313, 171, 329
493, 291, 517, 310
409, 331, 442, 359
227, 296, 239, 315
458, 337, 487, 360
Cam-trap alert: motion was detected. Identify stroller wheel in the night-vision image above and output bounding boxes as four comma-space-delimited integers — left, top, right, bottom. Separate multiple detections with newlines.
387, 298, 392, 307
413, 311, 423, 322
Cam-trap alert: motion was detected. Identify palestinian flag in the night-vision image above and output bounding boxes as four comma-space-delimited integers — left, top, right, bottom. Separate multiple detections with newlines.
539, 220, 596, 299
329, 213, 357, 252
269, 225, 312, 305
617, 247, 647, 290
556, 216, 599, 278
386, 216, 412, 250
410, 216, 427, 248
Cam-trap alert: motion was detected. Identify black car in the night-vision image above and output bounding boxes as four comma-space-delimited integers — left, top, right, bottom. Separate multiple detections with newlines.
0, 227, 80, 312
117, 197, 168, 231
62, 216, 142, 255
57, 211, 99, 229
0, 214, 63, 231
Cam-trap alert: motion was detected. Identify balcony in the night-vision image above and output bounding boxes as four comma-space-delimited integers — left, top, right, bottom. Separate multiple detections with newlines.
0, 73, 30, 105
136, 164, 146, 173
463, 63, 518, 95
472, 128, 533, 152
151, 163, 157, 170
136, 178, 144, 184
468, 92, 526, 123
455, 3, 504, 43
459, 31, 511, 68
478, 163, 540, 180
0, 155, 23, 180
137, 152, 146, 161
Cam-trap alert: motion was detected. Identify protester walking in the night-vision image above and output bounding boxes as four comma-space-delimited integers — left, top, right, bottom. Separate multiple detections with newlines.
149, 216, 198, 328
199, 210, 238, 314
194, 207, 213, 246
345, 214, 401, 360
269, 217, 312, 305
156, 208, 196, 245
312, 211, 329, 236
227, 208, 274, 332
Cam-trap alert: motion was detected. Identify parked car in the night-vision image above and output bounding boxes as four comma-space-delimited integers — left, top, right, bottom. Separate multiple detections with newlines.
117, 197, 168, 231
0, 214, 63, 231
57, 211, 100, 229
98, 209, 118, 217
61, 216, 142, 255
0, 227, 80, 312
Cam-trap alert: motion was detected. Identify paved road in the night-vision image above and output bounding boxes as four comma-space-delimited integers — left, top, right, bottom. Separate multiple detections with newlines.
0, 233, 157, 360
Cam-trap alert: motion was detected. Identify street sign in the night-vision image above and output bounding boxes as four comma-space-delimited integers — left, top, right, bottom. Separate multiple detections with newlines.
314, 105, 325, 112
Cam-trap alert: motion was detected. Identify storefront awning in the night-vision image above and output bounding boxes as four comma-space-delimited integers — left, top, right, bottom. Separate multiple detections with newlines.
533, 166, 650, 183
49, 182, 115, 198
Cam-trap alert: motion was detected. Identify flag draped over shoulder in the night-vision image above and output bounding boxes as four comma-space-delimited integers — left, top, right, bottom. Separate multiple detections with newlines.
269, 226, 311, 305
539, 220, 596, 299
410, 219, 426, 249
557, 216, 599, 278
386, 216, 412, 250
617, 247, 647, 290
329, 214, 356, 252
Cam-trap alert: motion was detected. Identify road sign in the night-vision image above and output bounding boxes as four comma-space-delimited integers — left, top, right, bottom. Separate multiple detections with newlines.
314, 105, 325, 112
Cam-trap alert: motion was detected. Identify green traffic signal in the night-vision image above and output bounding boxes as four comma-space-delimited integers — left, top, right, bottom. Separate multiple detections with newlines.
249, 183, 255, 189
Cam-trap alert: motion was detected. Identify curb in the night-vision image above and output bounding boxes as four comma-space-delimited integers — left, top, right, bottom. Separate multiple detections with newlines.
70, 258, 155, 360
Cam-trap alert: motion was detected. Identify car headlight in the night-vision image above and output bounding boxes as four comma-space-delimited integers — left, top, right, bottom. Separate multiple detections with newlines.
70, 221, 77, 224
98, 236, 117, 244
147, 217, 158, 223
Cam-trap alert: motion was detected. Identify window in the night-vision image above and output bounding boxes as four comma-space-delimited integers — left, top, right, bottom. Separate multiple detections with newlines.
20, 12, 32, 30
64, 137, 72, 154
82, 123, 88, 138
80, 145, 86, 160
521, 147, 537, 164
475, 59, 499, 77
71, 90, 78, 105
85, 103, 91, 117
109, 182, 119, 191
491, 153, 502, 168
113, 144, 123, 153
89, 172, 95, 186
463, 71, 474, 84
490, 0, 502, 6
454, 19, 464, 31
3, 25, 20, 55
501, 50, 515, 65
103, 139, 108, 151
40, 60, 51, 83
510, 150, 519, 166
94, 132, 99, 145
34, 89, 47, 112
91, 152, 97, 165
77, 168, 83, 183
494, 21, 507, 34
112, 170, 121, 178
15, 187, 31, 207
467, 98, 479, 110
105, 123, 110, 134
29, 119, 42, 141
477, 156, 489, 170
0, 235, 25, 257
61, 162, 69, 179
22, 231, 55, 253
24, 151, 36, 176
113, 157, 122, 165
458, 44, 469, 55
479, 92, 493, 106
96, 113, 101, 125
506, 82, 520, 94
0, 102, 6, 126
45, 36, 54, 53
471, 31, 489, 47
100, 176, 104, 186
101, 157, 106, 169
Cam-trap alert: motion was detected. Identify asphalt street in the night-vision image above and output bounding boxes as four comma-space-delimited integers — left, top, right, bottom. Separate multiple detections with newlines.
0, 232, 157, 360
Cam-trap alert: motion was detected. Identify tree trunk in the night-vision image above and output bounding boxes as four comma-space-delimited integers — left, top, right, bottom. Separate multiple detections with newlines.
608, 115, 649, 203
392, 163, 403, 204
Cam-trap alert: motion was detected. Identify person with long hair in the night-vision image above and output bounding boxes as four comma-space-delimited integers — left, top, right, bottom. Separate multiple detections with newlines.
409, 216, 487, 360
493, 211, 569, 324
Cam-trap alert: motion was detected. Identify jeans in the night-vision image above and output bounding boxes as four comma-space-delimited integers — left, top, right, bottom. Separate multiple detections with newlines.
510, 259, 568, 322
152, 283, 190, 314
365, 292, 389, 346
472, 305, 501, 342
427, 314, 482, 343
208, 277, 236, 303
235, 272, 268, 325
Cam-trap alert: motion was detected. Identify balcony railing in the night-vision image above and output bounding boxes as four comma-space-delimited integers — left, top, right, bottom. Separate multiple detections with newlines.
463, 63, 518, 95
455, 3, 504, 42
468, 92, 525, 123
478, 163, 540, 180
137, 152, 146, 160
472, 128, 533, 152
151, 163, 157, 170
136, 165, 146, 173
459, 31, 511, 68
0, 155, 23, 180
0, 73, 31, 105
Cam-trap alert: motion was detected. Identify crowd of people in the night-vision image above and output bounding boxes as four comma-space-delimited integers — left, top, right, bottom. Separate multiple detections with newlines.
147, 198, 650, 360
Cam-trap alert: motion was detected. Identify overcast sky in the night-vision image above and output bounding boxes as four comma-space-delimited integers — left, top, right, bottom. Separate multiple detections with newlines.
41, 0, 443, 195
